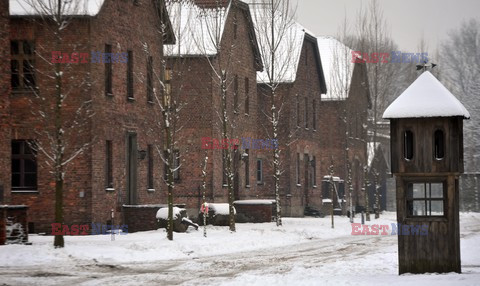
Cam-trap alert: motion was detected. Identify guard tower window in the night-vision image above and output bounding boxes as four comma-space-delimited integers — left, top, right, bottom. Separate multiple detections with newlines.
407, 182, 445, 217
403, 130, 414, 160
434, 129, 445, 160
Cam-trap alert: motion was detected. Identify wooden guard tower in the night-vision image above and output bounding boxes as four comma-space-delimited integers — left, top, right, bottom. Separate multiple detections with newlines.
383, 71, 470, 274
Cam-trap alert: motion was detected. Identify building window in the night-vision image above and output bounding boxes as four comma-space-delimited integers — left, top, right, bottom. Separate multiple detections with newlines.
147, 144, 154, 189
304, 97, 309, 129
313, 100, 316, 130
256, 158, 263, 184
407, 182, 445, 216
245, 77, 249, 115
312, 156, 317, 186
245, 149, 249, 186
127, 50, 134, 100
105, 44, 113, 96
105, 140, 113, 188
434, 129, 445, 160
164, 68, 172, 107
233, 75, 239, 113
147, 56, 153, 102
11, 40, 36, 90
296, 96, 300, 127
11, 140, 37, 191
296, 153, 300, 185
404, 130, 414, 160
222, 150, 228, 186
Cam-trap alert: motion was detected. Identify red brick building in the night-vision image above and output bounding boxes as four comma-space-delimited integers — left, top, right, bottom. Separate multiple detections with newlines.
254, 22, 327, 216
317, 36, 371, 212
0, 0, 10, 205
165, 0, 264, 216
7, 0, 173, 232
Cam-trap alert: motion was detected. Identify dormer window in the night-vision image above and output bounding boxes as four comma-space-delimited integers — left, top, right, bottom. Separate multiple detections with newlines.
404, 130, 414, 160
434, 129, 445, 160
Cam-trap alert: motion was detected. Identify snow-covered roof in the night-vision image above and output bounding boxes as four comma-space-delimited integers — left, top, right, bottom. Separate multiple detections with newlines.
165, 0, 229, 57
10, 0, 105, 16
317, 36, 355, 100
383, 71, 470, 119
249, 6, 306, 83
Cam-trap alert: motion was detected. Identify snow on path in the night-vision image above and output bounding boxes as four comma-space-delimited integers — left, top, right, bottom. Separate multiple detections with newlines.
0, 212, 479, 286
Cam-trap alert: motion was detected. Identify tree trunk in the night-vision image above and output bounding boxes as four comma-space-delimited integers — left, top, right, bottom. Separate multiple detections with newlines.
54, 178, 64, 248
53, 19, 65, 247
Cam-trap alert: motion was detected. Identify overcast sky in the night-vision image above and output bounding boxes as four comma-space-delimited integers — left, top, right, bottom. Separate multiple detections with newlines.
295, 0, 480, 53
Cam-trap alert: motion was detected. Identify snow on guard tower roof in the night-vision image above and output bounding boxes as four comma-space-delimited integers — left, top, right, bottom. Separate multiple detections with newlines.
383, 71, 470, 119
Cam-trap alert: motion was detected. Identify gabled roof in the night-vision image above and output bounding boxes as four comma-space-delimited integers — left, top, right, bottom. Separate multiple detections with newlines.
249, 6, 325, 89
166, 0, 226, 56
317, 36, 355, 100
383, 71, 470, 119
249, 8, 305, 84
11, 0, 175, 44
166, 0, 262, 70
10, 0, 105, 16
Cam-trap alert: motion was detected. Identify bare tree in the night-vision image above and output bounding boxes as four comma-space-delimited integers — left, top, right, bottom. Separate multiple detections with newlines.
139, 0, 192, 240
348, 0, 401, 217
20, 0, 94, 248
191, 0, 237, 232
441, 19, 480, 174
250, 0, 299, 226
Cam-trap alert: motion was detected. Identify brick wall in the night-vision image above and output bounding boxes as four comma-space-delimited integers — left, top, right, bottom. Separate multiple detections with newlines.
123, 205, 165, 233
171, 2, 262, 217
257, 36, 326, 217
9, 0, 168, 232
234, 201, 273, 223
0, 0, 11, 205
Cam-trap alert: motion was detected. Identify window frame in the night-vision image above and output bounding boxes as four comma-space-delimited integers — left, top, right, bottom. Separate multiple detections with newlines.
11, 40, 36, 92
406, 180, 447, 218
164, 67, 172, 108
296, 153, 301, 186
105, 44, 113, 96
296, 96, 300, 127
147, 56, 153, 103
11, 140, 37, 192
244, 77, 249, 115
312, 99, 316, 131
127, 50, 134, 100
147, 144, 154, 190
233, 75, 239, 113
105, 140, 113, 189
304, 97, 309, 129
256, 158, 263, 185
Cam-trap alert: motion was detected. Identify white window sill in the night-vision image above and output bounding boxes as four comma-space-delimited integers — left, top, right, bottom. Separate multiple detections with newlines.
105, 187, 115, 192
147, 188, 156, 192
12, 190, 39, 194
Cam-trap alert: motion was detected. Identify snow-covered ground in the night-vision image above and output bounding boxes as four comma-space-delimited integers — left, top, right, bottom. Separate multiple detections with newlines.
1, 212, 479, 285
